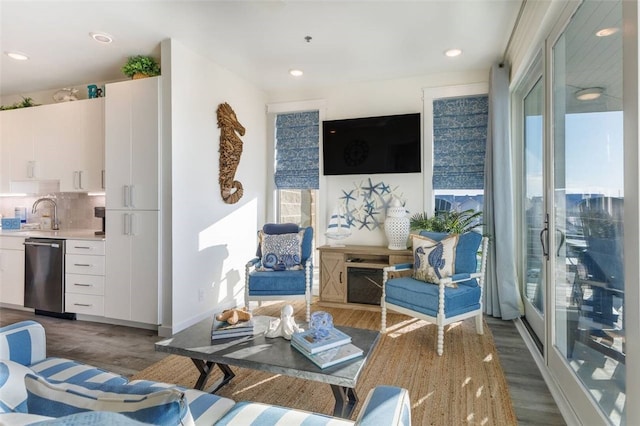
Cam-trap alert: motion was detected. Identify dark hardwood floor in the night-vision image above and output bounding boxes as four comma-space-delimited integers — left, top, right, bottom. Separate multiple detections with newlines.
1, 307, 565, 425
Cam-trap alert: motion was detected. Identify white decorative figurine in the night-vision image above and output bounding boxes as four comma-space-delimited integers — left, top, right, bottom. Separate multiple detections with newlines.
265, 304, 304, 340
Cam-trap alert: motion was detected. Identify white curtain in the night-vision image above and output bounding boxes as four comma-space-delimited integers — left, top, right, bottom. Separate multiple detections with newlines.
483, 63, 523, 319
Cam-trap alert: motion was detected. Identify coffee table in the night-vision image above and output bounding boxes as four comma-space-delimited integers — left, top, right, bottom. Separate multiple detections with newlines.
155, 316, 380, 418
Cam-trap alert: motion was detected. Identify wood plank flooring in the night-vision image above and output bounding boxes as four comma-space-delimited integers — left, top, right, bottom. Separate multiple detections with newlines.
0, 307, 565, 425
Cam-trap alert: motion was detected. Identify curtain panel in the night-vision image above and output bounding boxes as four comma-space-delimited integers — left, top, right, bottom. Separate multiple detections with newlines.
432, 95, 488, 190
275, 111, 319, 189
483, 63, 523, 320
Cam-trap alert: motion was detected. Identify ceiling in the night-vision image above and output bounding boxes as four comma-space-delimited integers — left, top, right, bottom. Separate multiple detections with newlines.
0, 1, 523, 98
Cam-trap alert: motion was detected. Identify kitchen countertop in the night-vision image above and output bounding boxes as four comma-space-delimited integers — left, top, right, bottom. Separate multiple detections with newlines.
0, 229, 105, 240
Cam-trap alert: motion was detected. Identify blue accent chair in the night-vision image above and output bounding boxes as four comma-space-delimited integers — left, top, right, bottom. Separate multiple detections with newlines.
381, 232, 489, 356
245, 224, 314, 321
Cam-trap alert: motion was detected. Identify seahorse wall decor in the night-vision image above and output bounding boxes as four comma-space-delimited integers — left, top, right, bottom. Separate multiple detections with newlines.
216, 102, 245, 204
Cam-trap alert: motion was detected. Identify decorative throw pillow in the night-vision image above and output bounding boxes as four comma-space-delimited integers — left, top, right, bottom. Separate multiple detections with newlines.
412, 234, 459, 287
0, 360, 32, 413
257, 230, 304, 271
24, 373, 194, 426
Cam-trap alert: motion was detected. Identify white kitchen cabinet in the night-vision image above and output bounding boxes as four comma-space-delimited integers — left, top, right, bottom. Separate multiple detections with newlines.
0, 108, 36, 191
65, 239, 105, 316
0, 99, 105, 193
105, 77, 160, 210
0, 236, 25, 306
104, 210, 160, 324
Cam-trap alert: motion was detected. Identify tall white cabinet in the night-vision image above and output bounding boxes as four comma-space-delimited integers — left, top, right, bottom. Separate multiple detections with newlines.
104, 76, 161, 325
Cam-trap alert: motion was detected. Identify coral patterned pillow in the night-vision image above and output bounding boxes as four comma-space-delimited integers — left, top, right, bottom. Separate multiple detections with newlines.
258, 230, 304, 271
412, 234, 459, 287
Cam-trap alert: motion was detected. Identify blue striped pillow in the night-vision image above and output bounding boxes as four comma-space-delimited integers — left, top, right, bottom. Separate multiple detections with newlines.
0, 360, 32, 413
24, 374, 194, 425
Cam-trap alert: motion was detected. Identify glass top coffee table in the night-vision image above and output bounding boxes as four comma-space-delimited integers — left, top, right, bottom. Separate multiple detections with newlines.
155, 316, 380, 418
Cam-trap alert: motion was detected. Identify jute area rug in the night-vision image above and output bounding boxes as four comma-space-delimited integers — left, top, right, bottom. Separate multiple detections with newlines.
132, 301, 516, 425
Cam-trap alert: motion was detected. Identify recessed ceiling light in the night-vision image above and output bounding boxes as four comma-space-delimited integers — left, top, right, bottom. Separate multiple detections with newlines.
6, 51, 29, 61
444, 48, 462, 58
289, 69, 303, 77
90, 32, 113, 44
575, 87, 604, 101
596, 27, 619, 37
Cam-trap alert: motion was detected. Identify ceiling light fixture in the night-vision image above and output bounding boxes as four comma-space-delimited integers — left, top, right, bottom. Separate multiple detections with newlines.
575, 87, 604, 101
5, 51, 29, 61
289, 69, 303, 77
444, 48, 462, 57
595, 27, 619, 37
90, 32, 113, 44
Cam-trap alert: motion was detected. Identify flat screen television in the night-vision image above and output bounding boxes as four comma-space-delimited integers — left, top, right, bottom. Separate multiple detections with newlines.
322, 112, 421, 175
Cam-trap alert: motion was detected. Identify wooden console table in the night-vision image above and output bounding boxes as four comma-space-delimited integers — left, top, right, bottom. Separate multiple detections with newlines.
317, 245, 412, 310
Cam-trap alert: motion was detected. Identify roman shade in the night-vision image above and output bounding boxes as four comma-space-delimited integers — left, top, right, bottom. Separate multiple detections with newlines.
274, 111, 319, 189
432, 95, 488, 190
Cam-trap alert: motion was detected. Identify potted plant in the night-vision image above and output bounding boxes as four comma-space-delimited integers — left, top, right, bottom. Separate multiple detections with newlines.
409, 208, 483, 234
121, 55, 160, 79
0, 97, 39, 110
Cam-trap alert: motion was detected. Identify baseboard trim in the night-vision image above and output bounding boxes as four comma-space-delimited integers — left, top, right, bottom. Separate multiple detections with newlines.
513, 318, 580, 426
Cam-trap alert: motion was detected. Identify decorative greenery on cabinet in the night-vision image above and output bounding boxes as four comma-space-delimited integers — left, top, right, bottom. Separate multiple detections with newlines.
121, 55, 161, 79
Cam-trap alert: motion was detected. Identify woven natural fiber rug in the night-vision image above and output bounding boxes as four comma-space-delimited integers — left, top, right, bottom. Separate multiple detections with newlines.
132, 302, 516, 425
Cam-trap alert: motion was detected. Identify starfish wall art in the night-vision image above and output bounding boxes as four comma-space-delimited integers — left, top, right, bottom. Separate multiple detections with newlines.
337, 178, 405, 231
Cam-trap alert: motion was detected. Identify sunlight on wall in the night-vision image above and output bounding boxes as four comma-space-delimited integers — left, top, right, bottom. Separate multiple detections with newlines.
198, 198, 258, 302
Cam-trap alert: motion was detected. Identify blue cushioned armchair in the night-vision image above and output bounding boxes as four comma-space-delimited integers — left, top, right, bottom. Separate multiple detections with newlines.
381, 231, 489, 356
245, 224, 314, 321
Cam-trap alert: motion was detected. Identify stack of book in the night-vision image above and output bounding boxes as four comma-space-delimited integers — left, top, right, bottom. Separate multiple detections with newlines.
291, 327, 363, 369
211, 317, 254, 340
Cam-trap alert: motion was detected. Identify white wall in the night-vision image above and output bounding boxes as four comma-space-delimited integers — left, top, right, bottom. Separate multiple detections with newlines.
267, 70, 488, 246
167, 39, 267, 333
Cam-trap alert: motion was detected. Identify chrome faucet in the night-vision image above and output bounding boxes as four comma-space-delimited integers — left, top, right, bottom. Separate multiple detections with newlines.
32, 198, 59, 230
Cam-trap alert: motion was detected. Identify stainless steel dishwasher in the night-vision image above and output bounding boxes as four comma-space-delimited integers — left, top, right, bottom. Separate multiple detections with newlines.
24, 238, 73, 318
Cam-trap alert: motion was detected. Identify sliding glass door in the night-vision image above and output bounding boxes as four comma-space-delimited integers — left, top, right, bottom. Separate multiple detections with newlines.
521, 74, 545, 345
548, 1, 625, 423
516, 1, 627, 423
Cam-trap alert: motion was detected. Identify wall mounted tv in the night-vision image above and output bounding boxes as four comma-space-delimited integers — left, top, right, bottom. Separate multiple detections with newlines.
322, 112, 421, 175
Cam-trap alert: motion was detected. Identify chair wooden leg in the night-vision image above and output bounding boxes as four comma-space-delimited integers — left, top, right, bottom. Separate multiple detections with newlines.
381, 300, 387, 333
475, 314, 484, 335
437, 324, 444, 356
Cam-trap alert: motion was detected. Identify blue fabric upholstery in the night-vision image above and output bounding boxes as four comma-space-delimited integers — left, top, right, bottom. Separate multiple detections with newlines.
30, 358, 128, 388
385, 276, 481, 317
215, 401, 351, 425
0, 321, 46, 367
0, 360, 31, 413
354, 386, 411, 426
248, 269, 307, 295
25, 374, 192, 426
30, 411, 147, 425
419, 231, 482, 274
127, 380, 235, 426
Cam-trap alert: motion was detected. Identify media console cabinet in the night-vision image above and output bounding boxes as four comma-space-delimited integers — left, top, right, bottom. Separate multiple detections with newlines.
317, 245, 412, 310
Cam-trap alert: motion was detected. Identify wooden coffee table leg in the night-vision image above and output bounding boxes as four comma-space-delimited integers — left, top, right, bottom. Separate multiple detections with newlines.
330, 385, 358, 418
190, 359, 235, 393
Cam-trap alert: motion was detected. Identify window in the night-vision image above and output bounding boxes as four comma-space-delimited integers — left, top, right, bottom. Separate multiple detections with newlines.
432, 95, 488, 214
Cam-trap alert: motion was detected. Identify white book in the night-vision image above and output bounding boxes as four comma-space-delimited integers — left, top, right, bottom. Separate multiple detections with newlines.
292, 340, 363, 369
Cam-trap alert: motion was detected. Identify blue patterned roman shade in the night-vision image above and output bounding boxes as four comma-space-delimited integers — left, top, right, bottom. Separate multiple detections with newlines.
432, 95, 488, 190
275, 111, 319, 189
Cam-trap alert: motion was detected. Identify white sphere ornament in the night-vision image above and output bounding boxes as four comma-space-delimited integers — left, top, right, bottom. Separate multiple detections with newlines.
384, 198, 410, 250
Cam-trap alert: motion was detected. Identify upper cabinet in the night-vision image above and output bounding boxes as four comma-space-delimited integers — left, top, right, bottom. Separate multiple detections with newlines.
105, 77, 160, 210
0, 98, 105, 193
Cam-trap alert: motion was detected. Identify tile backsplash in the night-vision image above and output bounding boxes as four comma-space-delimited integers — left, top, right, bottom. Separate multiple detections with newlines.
0, 193, 105, 231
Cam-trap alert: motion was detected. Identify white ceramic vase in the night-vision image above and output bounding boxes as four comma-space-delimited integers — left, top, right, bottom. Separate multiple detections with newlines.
384, 198, 410, 250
